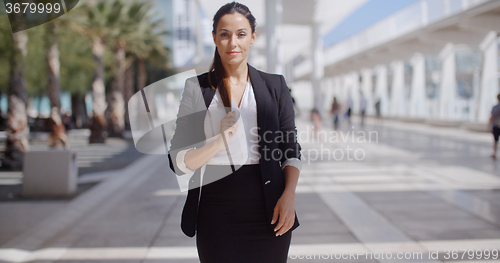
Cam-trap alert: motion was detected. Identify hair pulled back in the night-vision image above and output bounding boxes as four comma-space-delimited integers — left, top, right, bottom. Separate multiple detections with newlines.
208, 2, 256, 109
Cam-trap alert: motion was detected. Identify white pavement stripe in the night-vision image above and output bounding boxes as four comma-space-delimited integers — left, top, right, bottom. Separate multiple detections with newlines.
1, 239, 499, 262
296, 180, 500, 193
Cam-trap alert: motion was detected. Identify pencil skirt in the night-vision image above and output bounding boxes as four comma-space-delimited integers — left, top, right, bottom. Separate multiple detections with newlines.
196, 164, 292, 263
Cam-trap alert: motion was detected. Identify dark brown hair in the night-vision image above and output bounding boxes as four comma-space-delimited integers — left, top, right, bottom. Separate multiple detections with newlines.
208, 2, 256, 109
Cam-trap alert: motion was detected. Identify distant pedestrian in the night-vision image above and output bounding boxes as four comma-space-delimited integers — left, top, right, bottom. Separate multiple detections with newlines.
488, 94, 500, 159
374, 98, 382, 124
330, 97, 341, 130
346, 96, 353, 125
310, 108, 322, 140
289, 88, 300, 117
360, 94, 367, 127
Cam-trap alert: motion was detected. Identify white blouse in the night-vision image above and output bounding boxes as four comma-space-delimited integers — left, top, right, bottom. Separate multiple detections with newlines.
176, 80, 302, 177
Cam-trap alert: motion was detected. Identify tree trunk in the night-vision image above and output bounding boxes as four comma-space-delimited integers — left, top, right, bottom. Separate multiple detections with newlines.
124, 59, 135, 131
3, 31, 29, 169
71, 93, 88, 129
106, 40, 126, 137
46, 21, 68, 148
89, 36, 107, 144
137, 58, 147, 92
137, 59, 156, 119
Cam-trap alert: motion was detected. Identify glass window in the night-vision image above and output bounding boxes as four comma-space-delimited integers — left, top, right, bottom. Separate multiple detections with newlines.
404, 63, 413, 100
455, 48, 482, 99
425, 56, 441, 99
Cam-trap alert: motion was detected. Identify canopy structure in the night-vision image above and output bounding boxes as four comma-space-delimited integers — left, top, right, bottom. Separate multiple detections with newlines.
192, 0, 367, 109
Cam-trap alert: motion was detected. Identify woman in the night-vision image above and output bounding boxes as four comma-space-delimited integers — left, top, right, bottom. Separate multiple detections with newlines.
310, 108, 322, 140
167, 2, 302, 262
330, 97, 341, 130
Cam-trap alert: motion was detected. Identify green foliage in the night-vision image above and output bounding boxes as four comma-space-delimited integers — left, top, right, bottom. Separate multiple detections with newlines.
25, 25, 47, 97
0, 13, 12, 93
58, 24, 95, 95
0, 0, 174, 98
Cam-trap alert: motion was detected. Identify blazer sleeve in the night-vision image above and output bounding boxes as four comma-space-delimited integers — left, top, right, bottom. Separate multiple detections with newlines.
277, 75, 302, 164
168, 78, 207, 176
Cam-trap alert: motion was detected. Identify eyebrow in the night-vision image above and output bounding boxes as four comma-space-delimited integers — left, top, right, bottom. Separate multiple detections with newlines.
218, 28, 248, 32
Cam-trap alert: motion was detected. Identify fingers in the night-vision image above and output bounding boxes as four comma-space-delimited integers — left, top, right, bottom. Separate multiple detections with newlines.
273, 205, 295, 236
220, 111, 239, 140
271, 208, 279, 225
275, 212, 294, 236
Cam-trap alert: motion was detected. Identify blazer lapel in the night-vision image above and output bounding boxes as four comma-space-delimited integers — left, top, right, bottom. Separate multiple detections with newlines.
248, 64, 270, 171
248, 64, 268, 135
202, 72, 216, 109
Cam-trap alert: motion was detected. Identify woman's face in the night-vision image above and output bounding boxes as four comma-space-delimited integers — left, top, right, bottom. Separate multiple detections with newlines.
213, 13, 256, 67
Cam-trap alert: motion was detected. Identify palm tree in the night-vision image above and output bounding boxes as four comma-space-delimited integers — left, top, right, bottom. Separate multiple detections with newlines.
2, 12, 29, 169
70, 0, 124, 143
45, 20, 68, 148
107, 0, 168, 137
122, 1, 169, 129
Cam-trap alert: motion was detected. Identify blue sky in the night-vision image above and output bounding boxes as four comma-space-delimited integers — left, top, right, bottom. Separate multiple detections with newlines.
323, 0, 420, 48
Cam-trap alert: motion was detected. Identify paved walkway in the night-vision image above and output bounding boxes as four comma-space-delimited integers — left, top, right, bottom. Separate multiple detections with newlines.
1, 116, 500, 263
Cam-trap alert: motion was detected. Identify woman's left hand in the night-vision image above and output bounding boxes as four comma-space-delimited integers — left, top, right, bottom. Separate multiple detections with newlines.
271, 190, 296, 236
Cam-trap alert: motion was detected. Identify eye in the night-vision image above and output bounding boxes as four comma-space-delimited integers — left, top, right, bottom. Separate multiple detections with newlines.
220, 32, 229, 37
238, 33, 246, 37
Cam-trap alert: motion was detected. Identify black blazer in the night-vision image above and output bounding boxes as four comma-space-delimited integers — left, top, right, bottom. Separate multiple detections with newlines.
168, 64, 301, 237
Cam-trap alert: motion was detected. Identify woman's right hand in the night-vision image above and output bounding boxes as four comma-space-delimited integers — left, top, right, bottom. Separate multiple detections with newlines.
217, 110, 238, 148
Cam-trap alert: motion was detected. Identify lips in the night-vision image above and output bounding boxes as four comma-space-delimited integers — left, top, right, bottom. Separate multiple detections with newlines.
227, 51, 240, 56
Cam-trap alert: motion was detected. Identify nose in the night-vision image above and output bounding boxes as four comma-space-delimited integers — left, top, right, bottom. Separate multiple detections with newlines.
229, 34, 237, 48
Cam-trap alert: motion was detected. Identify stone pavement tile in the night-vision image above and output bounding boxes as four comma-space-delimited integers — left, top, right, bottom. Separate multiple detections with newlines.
428, 190, 500, 226
357, 191, 500, 241
467, 189, 500, 205
379, 208, 478, 221
293, 220, 352, 235
150, 194, 197, 248
394, 218, 498, 232
291, 233, 359, 244
46, 165, 179, 249
292, 192, 358, 243
0, 201, 67, 246
369, 202, 459, 212
357, 191, 440, 203
408, 228, 500, 241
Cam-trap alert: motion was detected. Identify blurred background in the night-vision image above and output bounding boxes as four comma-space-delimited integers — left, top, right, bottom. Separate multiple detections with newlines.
0, 0, 500, 262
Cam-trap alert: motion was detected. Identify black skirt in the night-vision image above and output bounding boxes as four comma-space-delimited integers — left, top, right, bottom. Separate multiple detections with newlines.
196, 164, 292, 263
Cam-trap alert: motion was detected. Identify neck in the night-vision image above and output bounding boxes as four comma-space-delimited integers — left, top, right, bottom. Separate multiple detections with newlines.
222, 60, 248, 82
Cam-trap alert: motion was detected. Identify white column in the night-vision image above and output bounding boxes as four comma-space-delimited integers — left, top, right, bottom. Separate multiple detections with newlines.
361, 68, 374, 115
265, 0, 283, 74
311, 22, 324, 112
409, 53, 427, 118
390, 60, 405, 117
438, 43, 457, 120
342, 74, 351, 106
324, 77, 335, 112
333, 76, 344, 103
375, 65, 389, 116
350, 72, 360, 115
477, 32, 499, 123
